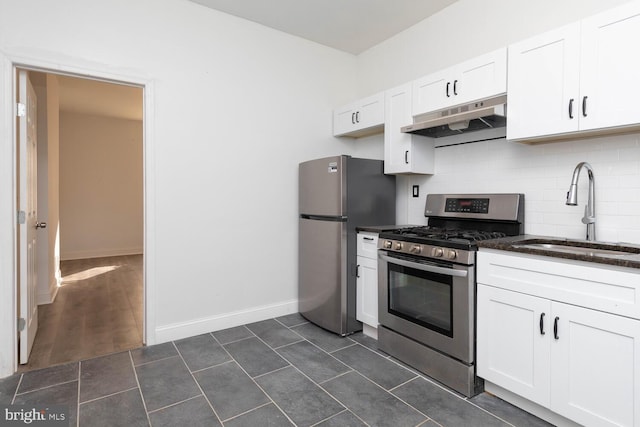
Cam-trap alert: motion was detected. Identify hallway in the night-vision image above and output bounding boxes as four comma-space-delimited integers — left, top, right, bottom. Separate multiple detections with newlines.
21, 255, 143, 371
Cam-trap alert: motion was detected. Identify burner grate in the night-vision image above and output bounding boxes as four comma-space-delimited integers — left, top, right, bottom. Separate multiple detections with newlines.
397, 227, 506, 242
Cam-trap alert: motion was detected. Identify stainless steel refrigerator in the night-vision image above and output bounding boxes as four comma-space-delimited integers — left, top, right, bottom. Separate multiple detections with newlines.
298, 155, 396, 335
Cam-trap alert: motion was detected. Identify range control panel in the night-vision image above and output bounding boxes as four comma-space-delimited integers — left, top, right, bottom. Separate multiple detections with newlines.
445, 198, 490, 214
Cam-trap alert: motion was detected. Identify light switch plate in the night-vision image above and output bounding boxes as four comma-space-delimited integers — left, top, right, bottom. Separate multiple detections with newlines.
412, 185, 419, 198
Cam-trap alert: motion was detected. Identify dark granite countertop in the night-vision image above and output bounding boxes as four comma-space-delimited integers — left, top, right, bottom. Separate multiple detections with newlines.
478, 234, 640, 270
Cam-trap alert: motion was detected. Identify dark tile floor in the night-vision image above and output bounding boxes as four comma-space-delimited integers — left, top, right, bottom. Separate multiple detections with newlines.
1, 314, 552, 427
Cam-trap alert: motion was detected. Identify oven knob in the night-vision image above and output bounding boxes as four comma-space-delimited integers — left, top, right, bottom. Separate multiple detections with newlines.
384, 240, 392, 249
394, 242, 403, 250
410, 245, 422, 254
446, 249, 458, 260
432, 247, 444, 257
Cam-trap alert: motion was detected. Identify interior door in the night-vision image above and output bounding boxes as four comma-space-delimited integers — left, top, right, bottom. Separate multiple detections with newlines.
18, 69, 39, 364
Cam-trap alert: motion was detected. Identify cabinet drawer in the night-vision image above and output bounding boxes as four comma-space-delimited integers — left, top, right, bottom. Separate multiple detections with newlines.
357, 232, 379, 259
478, 250, 640, 320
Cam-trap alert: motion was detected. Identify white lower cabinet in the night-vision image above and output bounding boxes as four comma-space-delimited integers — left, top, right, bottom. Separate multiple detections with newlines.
477, 251, 640, 427
477, 286, 551, 407
356, 232, 379, 332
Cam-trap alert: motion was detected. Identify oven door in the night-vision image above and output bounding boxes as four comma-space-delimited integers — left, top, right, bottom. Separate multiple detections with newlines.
378, 251, 475, 364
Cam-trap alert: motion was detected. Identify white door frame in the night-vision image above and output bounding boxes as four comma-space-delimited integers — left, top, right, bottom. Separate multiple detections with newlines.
0, 51, 157, 377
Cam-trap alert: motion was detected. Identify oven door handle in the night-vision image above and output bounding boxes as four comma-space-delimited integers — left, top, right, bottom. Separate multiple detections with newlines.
379, 253, 468, 278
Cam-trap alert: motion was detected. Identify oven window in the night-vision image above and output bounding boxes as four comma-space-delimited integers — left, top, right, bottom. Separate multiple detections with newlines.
388, 262, 453, 337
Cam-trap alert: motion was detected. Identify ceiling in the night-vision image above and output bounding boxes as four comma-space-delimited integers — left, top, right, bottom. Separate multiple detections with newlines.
188, 0, 459, 54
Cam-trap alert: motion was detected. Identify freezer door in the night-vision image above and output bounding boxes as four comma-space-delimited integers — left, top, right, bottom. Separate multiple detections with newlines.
299, 155, 346, 216
298, 217, 347, 334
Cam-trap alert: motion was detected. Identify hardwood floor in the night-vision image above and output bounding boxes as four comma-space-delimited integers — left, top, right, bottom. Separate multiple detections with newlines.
19, 255, 143, 372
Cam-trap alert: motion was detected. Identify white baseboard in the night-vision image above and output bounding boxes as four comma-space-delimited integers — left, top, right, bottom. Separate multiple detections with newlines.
61, 247, 143, 261
154, 299, 299, 344
37, 277, 60, 305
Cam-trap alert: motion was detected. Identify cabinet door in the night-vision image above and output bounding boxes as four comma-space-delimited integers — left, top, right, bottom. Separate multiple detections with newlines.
384, 84, 434, 175
551, 302, 640, 427
356, 255, 378, 327
356, 92, 385, 130
453, 48, 507, 107
507, 23, 581, 140
477, 285, 551, 407
412, 69, 451, 116
579, 2, 640, 131
333, 103, 357, 136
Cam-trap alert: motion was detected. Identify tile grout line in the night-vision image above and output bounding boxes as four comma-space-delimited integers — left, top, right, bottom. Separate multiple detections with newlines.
146, 394, 204, 415
210, 326, 257, 346
212, 332, 298, 426
308, 408, 361, 427
255, 327, 370, 426
284, 330, 432, 425
127, 350, 152, 427
14, 378, 79, 396
10, 373, 23, 404
132, 353, 181, 368
171, 340, 225, 426
219, 401, 273, 424
78, 386, 140, 406
76, 361, 81, 427
328, 333, 516, 427
463, 398, 519, 427
189, 358, 234, 375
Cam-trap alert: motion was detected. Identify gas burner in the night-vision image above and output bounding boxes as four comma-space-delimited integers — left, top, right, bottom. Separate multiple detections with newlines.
395, 227, 507, 243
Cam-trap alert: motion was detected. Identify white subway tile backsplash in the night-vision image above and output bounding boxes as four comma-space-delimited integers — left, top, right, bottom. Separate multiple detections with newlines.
412, 133, 640, 244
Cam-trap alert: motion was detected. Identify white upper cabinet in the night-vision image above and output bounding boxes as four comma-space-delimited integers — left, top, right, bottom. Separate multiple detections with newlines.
412, 48, 507, 116
508, 1, 640, 141
579, 2, 640, 131
507, 24, 581, 140
333, 92, 385, 137
384, 83, 434, 175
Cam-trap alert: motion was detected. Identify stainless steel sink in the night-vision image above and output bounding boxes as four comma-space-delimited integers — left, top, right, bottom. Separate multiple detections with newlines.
511, 242, 636, 259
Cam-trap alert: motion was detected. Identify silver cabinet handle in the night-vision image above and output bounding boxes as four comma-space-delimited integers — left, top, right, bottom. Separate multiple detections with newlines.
379, 253, 468, 277
35, 221, 47, 229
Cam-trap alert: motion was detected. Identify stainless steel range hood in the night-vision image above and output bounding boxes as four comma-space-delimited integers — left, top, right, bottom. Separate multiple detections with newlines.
402, 94, 507, 138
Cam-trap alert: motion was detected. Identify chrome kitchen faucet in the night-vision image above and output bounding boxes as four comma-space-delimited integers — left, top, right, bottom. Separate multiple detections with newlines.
566, 162, 596, 241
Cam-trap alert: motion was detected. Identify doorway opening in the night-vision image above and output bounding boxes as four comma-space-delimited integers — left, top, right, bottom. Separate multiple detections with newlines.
16, 68, 146, 371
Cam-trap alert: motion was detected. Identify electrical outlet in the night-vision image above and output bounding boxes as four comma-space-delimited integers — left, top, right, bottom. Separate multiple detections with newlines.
412, 185, 419, 198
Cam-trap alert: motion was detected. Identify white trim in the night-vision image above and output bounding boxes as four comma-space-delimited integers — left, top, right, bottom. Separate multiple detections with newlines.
0, 51, 156, 377
60, 247, 144, 261
154, 300, 299, 344
0, 50, 18, 378
37, 277, 59, 305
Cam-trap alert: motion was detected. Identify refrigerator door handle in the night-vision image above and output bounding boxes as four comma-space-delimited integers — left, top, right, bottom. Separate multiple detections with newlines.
300, 214, 348, 222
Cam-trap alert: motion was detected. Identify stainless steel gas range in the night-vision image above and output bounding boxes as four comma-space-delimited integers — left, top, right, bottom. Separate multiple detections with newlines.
377, 193, 524, 397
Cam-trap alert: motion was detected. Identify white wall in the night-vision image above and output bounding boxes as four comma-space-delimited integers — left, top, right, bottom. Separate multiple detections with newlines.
0, 0, 358, 374
356, 0, 640, 244
59, 112, 143, 260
